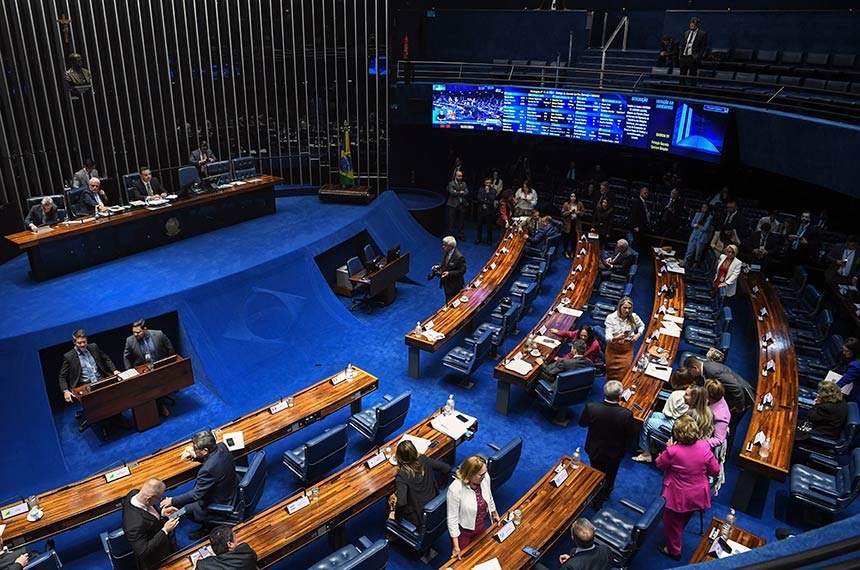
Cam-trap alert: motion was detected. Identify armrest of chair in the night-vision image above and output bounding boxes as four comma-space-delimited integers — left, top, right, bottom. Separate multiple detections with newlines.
357, 535, 374, 550
805, 434, 838, 449
235, 465, 249, 477
383, 394, 394, 401
487, 442, 501, 451
619, 498, 646, 514
100, 532, 110, 554
389, 516, 419, 534
808, 453, 840, 473
809, 484, 839, 499
205, 502, 235, 515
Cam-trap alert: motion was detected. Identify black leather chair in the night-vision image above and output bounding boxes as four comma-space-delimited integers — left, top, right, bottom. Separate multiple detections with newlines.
592, 495, 665, 568
99, 528, 135, 570
65, 187, 89, 217
789, 449, 860, 516
535, 366, 594, 426
385, 492, 448, 562
348, 392, 411, 444
283, 424, 349, 483
305, 536, 388, 570
347, 256, 381, 313
205, 450, 268, 525
483, 437, 523, 493
122, 173, 141, 202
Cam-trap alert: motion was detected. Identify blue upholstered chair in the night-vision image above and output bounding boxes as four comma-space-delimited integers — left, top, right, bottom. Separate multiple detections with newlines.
283, 424, 349, 483
792, 309, 833, 353
797, 335, 843, 386
469, 300, 519, 356
347, 256, 379, 313
385, 492, 448, 562
362, 243, 378, 265
348, 392, 411, 444
597, 281, 634, 305
684, 287, 726, 326
122, 173, 141, 202
23, 550, 63, 569
232, 156, 257, 180
684, 306, 733, 350
441, 328, 493, 386
305, 536, 388, 570
784, 284, 823, 327
205, 450, 268, 525
592, 496, 666, 568
535, 366, 594, 426
483, 437, 523, 493
510, 280, 538, 314
178, 166, 201, 193
789, 449, 860, 515
100, 528, 135, 570
795, 403, 860, 459
65, 187, 88, 217
772, 265, 808, 302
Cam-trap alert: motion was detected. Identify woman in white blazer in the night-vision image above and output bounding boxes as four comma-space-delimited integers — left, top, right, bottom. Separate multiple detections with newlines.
446, 455, 500, 558
714, 244, 743, 297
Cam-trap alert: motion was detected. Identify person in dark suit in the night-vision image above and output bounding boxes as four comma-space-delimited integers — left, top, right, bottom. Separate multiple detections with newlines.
161, 431, 238, 539
24, 196, 59, 231
598, 238, 635, 280
629, 186, 650, 249
446, 170, 469, 239
131, 166, 167, 201
535, 518, 613, 570
58, 329, 120, 404
747, 222, 781, 268
824, 236, 859, 285
537, 340, 593, 385
795, 381, 849, 451
579, 380, 637, 510
657, 188, 683, 237
591, 198, 614, 245
80, 177, 110, 214
196, 526, 258, 570
525, 216, 560, 256
122, 478, 180, 570
189, 141, 218, 176
679, 17, 707, 84
685, 356, 755, 451
786, 211, 818, 263
432, 236, 466, 302
123, 319, 177, 417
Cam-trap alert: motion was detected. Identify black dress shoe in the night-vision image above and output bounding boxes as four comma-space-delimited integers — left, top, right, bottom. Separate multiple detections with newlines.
657, 545, 681, 561
99, 426, 109, 442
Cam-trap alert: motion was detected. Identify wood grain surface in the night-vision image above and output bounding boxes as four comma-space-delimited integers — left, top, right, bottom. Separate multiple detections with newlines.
688, 516, 766, 564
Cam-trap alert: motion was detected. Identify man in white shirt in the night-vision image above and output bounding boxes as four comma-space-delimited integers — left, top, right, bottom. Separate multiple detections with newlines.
825, 236, 860, 285
679, 17, 707, 84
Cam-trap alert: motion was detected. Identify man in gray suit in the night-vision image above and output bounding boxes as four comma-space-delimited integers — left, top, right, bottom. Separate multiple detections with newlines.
189, 142, 217, 176
123, 319, 176, 417
446, 170, 469, 239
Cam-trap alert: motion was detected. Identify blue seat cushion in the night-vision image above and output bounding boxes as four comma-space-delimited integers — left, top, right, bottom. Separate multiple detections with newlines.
593, 507, 635, 552
790, 464, 840, 507
350, 405, 380, 432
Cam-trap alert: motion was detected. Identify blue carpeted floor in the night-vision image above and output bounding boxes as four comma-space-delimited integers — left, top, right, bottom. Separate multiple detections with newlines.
1, 192, 857, 569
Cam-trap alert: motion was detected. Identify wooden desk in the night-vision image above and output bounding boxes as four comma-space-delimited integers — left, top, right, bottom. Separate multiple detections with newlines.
348, 252, 411, 305
404, 232, 526, 378
439, 459, 604, 570
688, 517, 766, 564
618, 251, 686, 424
0, 367, 377, 547
732, 273, 798, 512
159, 409, 476, 569
3, 175, 281, 280
493, 236, 600, 415
318, 184, 373, 204
75, 356, 194, 431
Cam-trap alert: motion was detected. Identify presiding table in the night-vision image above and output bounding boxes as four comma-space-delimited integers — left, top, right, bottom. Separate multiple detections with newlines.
439, 459, 604, 570
0, 367, 377, 547
348, 252, 411, 306
405, 231, 526, 378
688, 517, 766, 564
4, 175, 281, 280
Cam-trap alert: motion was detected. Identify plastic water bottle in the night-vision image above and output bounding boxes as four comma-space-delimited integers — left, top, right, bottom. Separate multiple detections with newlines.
346, 363, 354, 381
721, 509, 737, 539
445, 394, 455, 416
527, 333, 535, 351
637, 355, 649, 371
571, 447, 582, 469
760, 437, 771, 459
414, 321, 422, 335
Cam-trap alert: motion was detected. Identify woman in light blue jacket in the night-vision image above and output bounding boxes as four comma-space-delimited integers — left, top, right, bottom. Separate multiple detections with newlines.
684, 203, 713, 267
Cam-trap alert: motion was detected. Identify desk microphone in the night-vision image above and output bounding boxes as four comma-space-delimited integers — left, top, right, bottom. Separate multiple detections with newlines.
314, 362, 347, 367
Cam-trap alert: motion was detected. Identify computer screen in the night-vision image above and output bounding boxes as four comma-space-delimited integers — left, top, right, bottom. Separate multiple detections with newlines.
386, 244, 401, 261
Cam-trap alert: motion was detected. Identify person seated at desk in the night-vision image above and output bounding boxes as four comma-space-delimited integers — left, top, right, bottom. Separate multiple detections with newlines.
598, 238, 635, 279
123, 319, 176, 417
522, 209, 541, 236
80, 177, 110, 214
161, 431, 238, 540
0, 531, 51, 570
835, 337, 860, 404
534, 518, 612, 570
536, 340, 592, 385
525, 216, 560, 255
549, 324, 603, 363
24, 196, 59, 231
122, 478, 180, 570
795, 380, 849, 453
131, 166, 167, 201
189, 142, 217, 176
388, 440, 451, 530
72, 157, 99, 188
824, 235, 859, 286
197, 526, 258, 570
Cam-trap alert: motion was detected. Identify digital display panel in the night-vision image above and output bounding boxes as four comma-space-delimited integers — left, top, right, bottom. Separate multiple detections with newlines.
432, 84, 730, 163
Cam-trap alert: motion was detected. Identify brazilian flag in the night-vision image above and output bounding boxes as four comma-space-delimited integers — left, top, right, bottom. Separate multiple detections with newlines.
339, 125, 355, 185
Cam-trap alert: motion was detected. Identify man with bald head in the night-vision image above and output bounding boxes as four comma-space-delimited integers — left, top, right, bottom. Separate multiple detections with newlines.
122, 478, 180, 569
535, 518, 612, 570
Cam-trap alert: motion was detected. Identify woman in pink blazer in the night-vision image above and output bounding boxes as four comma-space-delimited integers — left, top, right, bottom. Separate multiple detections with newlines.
655, 415, 721, 560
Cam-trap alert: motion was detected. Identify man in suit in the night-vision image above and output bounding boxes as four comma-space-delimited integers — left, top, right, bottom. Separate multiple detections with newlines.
598, 238, 635, 280
0, 531, 44, 570
535, 518, 612, 570
525, 215, 560, 256
685, 356, 755, 451
123, 319, 177, 417
80, 177, 110, 214
122, 478, 180, 570
131, 166, 168, 201
579, 380, 636, 510
161, 431, 238, 540
432, 236, 466, 302
24, 196, 59, 231
537, 340, 593, 385
629, 186, 650, 249
189, 141, 218, 176
679, 17, 707, 84
72, 158, 99, 188
446, 170, 469, 239
658, 188, 683, 237
786, 211, 818, 264
197, 526, 258, 570
824, 235, 859, 285
747, 222, 781, 268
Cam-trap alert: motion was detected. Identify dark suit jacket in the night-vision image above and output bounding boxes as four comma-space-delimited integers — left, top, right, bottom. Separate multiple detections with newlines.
605, 249, 635, 274
701, 361, 755, 412
131, 177, 167, 201
58, 343, 118, 393
537, 542, 613, 570
825, 243, 860, 283
748, 230, 779, 256
121, 490, 178, 570
24, 204, 59, 228
0, 547, 31, 570
579, 400, 636, 462
798, 401, 849, 442
80, 188, 104, 213
172, 443, 238, 512
123, 330, 175, 369
681, 28, 708, 60
189, 149, 217, 165
630, 197, 649, 231
440, 248, 467, 300
196, 543, 258, 570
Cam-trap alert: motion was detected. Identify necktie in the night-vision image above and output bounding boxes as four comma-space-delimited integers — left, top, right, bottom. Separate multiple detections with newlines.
146, 182, 153, 196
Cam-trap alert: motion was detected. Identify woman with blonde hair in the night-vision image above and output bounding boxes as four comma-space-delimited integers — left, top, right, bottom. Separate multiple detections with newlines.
684, 385, 715, 442
714, 243, 742, 297
388, 440, 451, 529
795, 380, 849, 450
604, 296, 645, 381
446, 455, 500, 557
633, 368, 696, 463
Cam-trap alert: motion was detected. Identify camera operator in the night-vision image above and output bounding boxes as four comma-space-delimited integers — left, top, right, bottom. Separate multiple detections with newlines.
429, 236, 467, 302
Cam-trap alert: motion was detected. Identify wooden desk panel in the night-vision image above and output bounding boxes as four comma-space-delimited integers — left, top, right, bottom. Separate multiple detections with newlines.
1, 368, 377, 547
159, 410, 475, 569
618, 252, 686, 424
404, 232, 526, 377
688, 517, 766, 564
439, 459, 604, 570
348, 253, 411, 300
493, 237, 600, 414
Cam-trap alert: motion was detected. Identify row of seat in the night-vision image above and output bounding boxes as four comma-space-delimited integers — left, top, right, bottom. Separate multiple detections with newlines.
705, 49, 860, 82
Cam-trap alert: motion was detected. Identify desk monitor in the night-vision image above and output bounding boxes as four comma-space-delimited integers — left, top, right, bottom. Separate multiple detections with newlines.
153, 354, 178, 369
386, 244, 401, 261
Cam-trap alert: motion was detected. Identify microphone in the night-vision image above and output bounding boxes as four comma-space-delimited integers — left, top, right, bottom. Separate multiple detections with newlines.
314, 362, 348, 367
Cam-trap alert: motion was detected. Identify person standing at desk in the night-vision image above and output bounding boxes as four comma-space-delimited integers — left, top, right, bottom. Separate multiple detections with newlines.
81, 178, 109, 214
72, 158, 99, 188
24, 196, 59, 231
132, 166, 167, 201
189, 142, 217, 177
122, 478, 180, 570
432, 236, 466, 302
123, 319, 176, 417
161, 431, 238, 540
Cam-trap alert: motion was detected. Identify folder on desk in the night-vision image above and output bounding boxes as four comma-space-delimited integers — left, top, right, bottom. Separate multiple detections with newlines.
399, 433, 433, 455
504, 359, 533, 375
645, 362, 673, 382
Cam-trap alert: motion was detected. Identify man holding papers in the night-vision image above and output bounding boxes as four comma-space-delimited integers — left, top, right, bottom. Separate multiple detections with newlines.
685, 356, 754, 451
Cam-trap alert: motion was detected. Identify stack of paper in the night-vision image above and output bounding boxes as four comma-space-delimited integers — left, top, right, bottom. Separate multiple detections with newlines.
399, 434, 433, 455
535, 335, 561, 348
557, 305, 583, 317
422, 330, 445, 342
504, 359, 533, 375
471, 559, 502, 570
645, 362, 673, 382
431, 411, 477, 440
666, 263, 685, 274
659, 319, 682, 338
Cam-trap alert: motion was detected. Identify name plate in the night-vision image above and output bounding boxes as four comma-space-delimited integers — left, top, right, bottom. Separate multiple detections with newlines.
494, 521, 516, 542
551, 468, 569, 487
574, 264, 583, 272
752, 286, 760, 294
270, 400, 289, 414
1, 503, 28, 520
286, 494, 310, 514
621, 389, 633, 402
766, 359, 776, 371
567, 282, 575, 291
452, 300, 461, 308
760, 307, 769, 317
579, 248, 586, 255
366, 452, 386, 469
331, 373, 347, 385
105, 465, 131, 483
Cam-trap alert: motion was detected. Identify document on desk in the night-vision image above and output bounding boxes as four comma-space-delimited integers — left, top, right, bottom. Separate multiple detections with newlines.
431, 411, 477, 440
659, 325, 681, 338
535, 335, 561, 349
557, 305, 583, 317
399, 433, 433, 455
118, 369, 139, 380
422, 330, 445, 342
504, 359, 533, 375
662, 314, 684, 325
645, 362, 673, 382
471, 559, 502, 570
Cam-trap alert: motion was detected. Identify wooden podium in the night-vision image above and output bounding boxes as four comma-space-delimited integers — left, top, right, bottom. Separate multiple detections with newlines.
318, 184, 373, 204
75, 356, 194, 431
348, 253, 410, 306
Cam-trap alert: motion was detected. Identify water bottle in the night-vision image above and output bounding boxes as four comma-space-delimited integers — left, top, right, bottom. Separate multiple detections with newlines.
637, 355, 649, 371
445, 394, 455, 416
346, 363, 354, 381
527, 333, 535, 351
414, 321, 423, 335
571, 447, 581, 469
760, 437, 771, 459
721, 509, 737, 539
